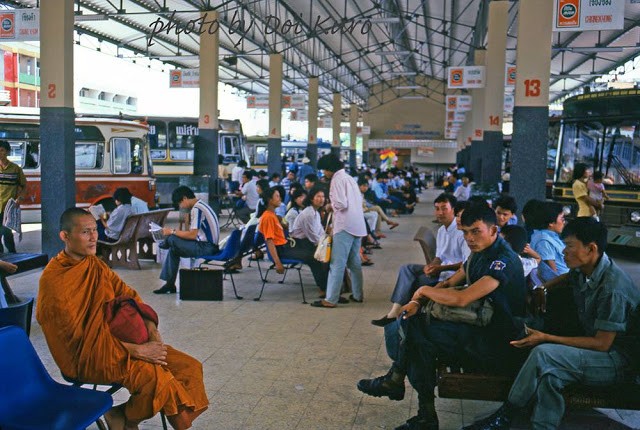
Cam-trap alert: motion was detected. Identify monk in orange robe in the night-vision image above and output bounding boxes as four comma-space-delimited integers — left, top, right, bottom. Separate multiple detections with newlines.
36, 208, 208, 430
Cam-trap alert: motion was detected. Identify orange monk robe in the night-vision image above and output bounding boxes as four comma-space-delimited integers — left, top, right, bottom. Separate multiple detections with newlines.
36, 252, 209, 425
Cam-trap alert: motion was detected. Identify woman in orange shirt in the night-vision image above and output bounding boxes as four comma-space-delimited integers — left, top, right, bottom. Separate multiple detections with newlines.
259, 187, 328, 291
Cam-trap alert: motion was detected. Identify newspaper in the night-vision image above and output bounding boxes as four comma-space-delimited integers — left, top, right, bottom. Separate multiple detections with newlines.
149, 222, 165, 242
87, 204, 106, 220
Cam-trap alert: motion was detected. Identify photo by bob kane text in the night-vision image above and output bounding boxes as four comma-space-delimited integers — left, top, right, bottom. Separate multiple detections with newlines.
148, 11, 373, 47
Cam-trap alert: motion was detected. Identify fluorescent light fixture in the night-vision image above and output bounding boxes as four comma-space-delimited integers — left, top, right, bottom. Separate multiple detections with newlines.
389, 72, 418, 76
375, 51, 412, 56
151, 55, 199, 61
395, 85, 421, 90
400, 95, 425, 99
553, 73, 606, 79
75, 13, 108, 22
221, 78, 259, 83
369, 17, 401, 24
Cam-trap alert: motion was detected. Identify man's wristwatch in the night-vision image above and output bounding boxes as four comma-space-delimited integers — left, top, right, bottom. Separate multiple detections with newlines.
171, 229, 176, 235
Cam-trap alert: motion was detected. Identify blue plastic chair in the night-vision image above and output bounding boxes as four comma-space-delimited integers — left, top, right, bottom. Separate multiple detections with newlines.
200, 229, 243, 299
253, 232, 307, 304
0, 326, 113, 430
0, 297, 33, 336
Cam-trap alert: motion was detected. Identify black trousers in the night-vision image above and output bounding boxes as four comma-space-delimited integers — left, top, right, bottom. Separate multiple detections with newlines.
277, 238, 328, 291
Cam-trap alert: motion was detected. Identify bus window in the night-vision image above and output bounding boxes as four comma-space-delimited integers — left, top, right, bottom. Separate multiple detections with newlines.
148, 121, 167, 160
169, 122, 197, 161
256, 146, 268, 165
76, 143, 103, 169
112, 138, 132, 174
8, 142, 24, 166
25, 141, 39, 169
221, 135, 240, 162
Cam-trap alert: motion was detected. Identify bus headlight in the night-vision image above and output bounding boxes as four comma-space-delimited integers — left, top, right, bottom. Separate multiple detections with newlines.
631, 211, 640, 223
563, 206, 572, 216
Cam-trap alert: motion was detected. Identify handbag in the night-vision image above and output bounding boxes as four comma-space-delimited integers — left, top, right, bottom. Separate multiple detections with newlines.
423, 256, 494, 327
314, 212, 332, 263
105, 296, 159, 344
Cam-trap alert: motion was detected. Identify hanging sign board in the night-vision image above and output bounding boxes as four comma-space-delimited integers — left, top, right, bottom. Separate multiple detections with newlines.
290, 109, 308, 121
282, 94, 306, 109
445, 95, 473, 112
447, 66, 485, 89
318, 117, 333, 128
0, 9, 39, 41
504, 94, 515, 114
505, 65, 517, 87
169, 69, 199, 88
361, 126, 371, 135
446, 111, 466, 123
246, 95, 269, 108
553, 0, 624, 31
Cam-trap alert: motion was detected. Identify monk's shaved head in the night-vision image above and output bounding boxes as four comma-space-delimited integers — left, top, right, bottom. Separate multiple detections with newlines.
60, 207, 93, 232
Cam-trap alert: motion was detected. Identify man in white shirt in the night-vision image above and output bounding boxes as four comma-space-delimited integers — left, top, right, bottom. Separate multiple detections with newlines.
453, 175, 472, 201
371, 193, 470, 326
235, 170, 259, 223
230, 160, 247, 192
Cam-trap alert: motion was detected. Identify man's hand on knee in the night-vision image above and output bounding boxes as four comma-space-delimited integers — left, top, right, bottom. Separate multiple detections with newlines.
129, 341, 168, 366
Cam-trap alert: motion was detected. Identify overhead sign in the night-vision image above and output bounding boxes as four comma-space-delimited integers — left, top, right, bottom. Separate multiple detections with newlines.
169, 69, 199, 88
318, 117, 333, 128
0, 9, 39, 41
446, 111, 466, 124
445, 95, 472, 112
505, 65, 517, 87
553, 0, 624, 31
290, 109, 308, 121
282, 94, 305, 109
504, 94, 515, 114
447, 66, 485, 89
361, 125, 371, 135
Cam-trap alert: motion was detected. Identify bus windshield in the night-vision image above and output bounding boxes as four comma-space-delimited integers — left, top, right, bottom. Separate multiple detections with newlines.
556, 120, 640, 186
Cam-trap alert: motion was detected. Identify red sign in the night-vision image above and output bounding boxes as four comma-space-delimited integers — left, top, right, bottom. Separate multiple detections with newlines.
557, 0, 580, 28
449, 68, 464, 87
0, 13, 15, 39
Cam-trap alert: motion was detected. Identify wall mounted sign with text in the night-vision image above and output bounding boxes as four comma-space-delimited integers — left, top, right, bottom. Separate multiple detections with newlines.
0, 9, 39, 41
553, 0, 624, 31
447, 66, 485, 89
445, 95, 473, 112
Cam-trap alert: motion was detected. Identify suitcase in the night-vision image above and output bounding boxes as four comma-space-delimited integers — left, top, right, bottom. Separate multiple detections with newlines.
179, 267, 224, 301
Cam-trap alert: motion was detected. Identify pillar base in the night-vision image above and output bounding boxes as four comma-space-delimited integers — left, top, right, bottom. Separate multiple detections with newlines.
331, 146, 341, 158
481, 131, 503, 188
194, 128, 218, 177
349, 149, 357, 172
267, 137, 283, 175
307, 143, 318, 169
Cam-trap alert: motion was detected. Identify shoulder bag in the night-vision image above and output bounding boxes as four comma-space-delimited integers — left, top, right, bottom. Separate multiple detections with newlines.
314, 212, 332, 263
423, 256, 494, 327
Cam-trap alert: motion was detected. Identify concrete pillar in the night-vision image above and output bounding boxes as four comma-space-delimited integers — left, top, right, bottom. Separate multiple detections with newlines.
195, 10, 219, 210
510, 0, 554, 209
469, 50, 486, 180
268, 54, 283, 174
40, 0, 75, 259
481, 0, 509, 187
349, 103, 358, 170
362, 127, 370, 165
307, 77, 319, 168
332, 93, 341, 158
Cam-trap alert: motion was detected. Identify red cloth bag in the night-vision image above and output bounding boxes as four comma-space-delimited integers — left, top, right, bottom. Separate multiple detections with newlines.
105, 296, 159, 344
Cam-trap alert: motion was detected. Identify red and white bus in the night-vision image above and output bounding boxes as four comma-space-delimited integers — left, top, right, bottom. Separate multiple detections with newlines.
0, 113, 156, 223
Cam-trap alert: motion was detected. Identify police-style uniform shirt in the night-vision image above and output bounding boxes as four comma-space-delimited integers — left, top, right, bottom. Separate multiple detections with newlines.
465, 236, 526, 340
190, 200, 219, 245
570, 253, 640, 363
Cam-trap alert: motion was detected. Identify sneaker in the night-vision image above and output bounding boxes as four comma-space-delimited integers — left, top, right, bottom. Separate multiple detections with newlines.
357, 369, 405, 401
153, 284, 177, 294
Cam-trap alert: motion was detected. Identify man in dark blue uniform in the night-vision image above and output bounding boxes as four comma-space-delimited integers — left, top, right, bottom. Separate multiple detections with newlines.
358, 204, 526, 430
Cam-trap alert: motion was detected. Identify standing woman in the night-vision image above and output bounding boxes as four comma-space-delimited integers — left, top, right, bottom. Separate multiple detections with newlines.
259, 187, 327, 291
571, 163, 599, 217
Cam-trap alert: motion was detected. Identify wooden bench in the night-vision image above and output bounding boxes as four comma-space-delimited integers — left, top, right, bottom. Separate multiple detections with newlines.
436, 287, 640, 411
413, 226, 437, 265
0, 252, 48, 305
98, 209, 172, 270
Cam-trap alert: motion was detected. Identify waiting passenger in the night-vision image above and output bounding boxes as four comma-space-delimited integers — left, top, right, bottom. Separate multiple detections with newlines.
284, 188, 307, 228
155, 186, 219, 294
358, 179, 399, 236
463, 218, 640, 430
0, 140, 26, 253
572, 162, 600, 217
97, 188, 134, 242
260, 187, 327, 291
494, 194, 518, 229
115, 187, 149, 214
37, 207, 208, 429
358, 204, 526, 430
370, 193, 469, 327
235, 170, 259, 223
530, 202, 569, 281
521, 199, 545, 242
500, 225, 541, 277
453, 174, 472, 201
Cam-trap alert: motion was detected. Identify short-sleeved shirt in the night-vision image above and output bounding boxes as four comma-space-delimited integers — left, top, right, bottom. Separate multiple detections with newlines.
290, 206, 324, 244
131, 196, 149, 214
190, 200, 219, 245
259, 210, 287, 246
572, 179, 593, 217
465, 237, 526, 325
0, 161, 26, 212
242, 179, 259, 210
105, 204, 134, 240
435, 219, 471, 280
569, 253, 640, 360
531, 229, 569, 275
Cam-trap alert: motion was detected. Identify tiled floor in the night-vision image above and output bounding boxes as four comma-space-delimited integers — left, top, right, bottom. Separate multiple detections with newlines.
9, 189, 640, 429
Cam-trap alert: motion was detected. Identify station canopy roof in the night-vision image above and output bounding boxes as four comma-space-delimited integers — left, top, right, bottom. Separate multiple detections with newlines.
3, 0, 640, 112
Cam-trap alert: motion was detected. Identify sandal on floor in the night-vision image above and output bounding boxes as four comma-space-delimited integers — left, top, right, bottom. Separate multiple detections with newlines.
310, 300, 337, 308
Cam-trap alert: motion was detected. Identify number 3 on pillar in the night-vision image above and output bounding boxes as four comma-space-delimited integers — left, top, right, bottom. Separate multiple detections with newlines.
524, 79, 541, 97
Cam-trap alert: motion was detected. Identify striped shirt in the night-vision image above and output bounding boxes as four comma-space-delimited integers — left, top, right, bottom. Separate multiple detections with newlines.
190, 200, 219, 245
0, 161, 26, 212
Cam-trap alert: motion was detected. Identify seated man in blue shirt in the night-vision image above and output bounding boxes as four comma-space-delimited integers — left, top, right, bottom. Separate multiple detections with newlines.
155, 186, 219, 294
358, 204, 526, 430
464, 217, 640, 430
